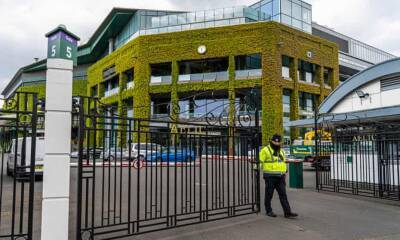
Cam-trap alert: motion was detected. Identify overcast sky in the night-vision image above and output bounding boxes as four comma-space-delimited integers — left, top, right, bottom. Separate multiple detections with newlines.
1, 0, 400, 94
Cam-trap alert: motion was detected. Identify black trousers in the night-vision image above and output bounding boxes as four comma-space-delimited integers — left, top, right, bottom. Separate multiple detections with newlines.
264, 174, 291, 214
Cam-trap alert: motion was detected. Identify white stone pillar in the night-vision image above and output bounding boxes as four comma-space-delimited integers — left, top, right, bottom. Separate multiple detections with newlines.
41, 25, 79, 240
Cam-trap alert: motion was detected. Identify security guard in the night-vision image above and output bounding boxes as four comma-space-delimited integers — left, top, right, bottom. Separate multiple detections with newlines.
259, 134, 298, 218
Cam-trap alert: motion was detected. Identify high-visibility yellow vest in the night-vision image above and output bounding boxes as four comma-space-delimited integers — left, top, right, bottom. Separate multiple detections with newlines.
259, 145, 287, 175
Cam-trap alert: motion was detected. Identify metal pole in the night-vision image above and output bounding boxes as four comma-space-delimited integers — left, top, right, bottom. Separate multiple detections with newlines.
27, 94, 38, 239
254, 106, 261, 213
314, 97, 319, 191
76, 97, 85, 240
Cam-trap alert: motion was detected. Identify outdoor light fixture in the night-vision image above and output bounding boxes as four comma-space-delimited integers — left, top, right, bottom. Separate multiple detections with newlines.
356, 90, 370, 99
356, 90, 371, 105
197, 45, 207, 54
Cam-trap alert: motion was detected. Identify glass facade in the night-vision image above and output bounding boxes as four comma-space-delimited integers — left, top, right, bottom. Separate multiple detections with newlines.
349, 39, 394, 64
251, 0, 312, 33
114, 6, 272, 50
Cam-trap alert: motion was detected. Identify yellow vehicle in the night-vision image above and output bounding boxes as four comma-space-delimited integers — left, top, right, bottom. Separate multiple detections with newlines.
303, 130, 331, 145
290, 130, 332, 164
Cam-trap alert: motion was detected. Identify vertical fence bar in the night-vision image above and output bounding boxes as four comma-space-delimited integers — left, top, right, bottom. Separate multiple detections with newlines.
76, 97, 85, 240
27, 93, 38, 239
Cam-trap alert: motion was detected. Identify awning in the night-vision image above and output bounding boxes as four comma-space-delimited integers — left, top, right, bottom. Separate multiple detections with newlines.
285, 105, 400, 128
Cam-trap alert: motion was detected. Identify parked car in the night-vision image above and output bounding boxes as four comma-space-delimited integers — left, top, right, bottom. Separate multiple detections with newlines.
123, 143, 162, 160
146, 147, 196, 162
6, 137, 45, 179
103, 147, 126, 161
71, 148, 103, 159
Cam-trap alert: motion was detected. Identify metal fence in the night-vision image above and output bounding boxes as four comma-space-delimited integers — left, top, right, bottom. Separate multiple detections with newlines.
316, 120, 400, 201
75, 96, 261, 239
0, 92, 43, 239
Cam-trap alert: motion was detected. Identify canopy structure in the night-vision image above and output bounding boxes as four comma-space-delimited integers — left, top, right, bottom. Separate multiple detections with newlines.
287, 57, 400, 128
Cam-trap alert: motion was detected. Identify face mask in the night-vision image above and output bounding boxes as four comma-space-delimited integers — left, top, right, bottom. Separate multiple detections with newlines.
271, 142, 281, 152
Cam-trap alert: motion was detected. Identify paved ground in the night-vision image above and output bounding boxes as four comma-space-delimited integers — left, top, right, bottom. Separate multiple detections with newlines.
130, 167, 400, 240
2, 160, 400, 240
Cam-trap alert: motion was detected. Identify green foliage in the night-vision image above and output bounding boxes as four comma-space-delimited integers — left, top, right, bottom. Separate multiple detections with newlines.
87, 21, 339, 145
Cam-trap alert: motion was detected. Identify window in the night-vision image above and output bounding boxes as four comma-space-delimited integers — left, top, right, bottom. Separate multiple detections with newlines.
272, 0, 280, 15
281, 14, 291, 25
260, 2, 273, 18
281, 0, 291, 15
282, 55, 291, 79
235, 54, 262, 79
187, 12, 196, 23
102, 76, 119, 97
196, 11, 205, 22
235, 54, 262, 70
168, 15, 178, 25
298, 60, 316, 83
150, 63, 172, 84
160, 15, 169, 27
91, 85, 98, 97
151, 96, 170, 117
179, 58, 229, 74
323, 67, 333, 87
178, 58, 229, 82
177, 13, 187, 24
235, 88, 261, 115
283, 89, 291, 143
302, 8, 311, 23
178, 93, 230, 119
298, 92, 316, 119
123, 69, 134, 89
292, 3, 302, 20
151, 17, 160, 28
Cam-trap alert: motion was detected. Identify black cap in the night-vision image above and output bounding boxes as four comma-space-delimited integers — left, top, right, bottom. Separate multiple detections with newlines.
271, 134, 282, 142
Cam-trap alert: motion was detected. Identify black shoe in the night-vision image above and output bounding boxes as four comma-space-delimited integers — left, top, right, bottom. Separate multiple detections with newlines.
266, 212, 277, 218
284, 212, 298, 219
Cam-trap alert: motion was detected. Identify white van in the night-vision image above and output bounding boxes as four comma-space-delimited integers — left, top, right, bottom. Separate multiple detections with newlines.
6, 137, 45, 179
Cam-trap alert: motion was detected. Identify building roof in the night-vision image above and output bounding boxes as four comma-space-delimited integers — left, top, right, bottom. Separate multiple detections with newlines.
319, 57, 400, 113
1, 59, 47, 96
287, 57, 400, 128
78, 8, 137, 64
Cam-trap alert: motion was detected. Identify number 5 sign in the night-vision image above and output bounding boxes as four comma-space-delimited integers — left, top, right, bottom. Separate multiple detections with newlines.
45, 24, 80, 65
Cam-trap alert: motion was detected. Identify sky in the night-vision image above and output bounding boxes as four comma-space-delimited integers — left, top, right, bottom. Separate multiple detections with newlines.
1, 0, 400, 95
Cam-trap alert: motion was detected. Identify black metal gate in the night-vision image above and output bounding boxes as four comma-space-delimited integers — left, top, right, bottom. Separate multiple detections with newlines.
0, 92, 42, 239
76, 96, 261, 239
315, 118, 400, 201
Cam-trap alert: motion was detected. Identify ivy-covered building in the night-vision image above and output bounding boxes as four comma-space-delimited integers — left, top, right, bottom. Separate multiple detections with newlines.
88, 20, 338, 144
2, 0, 395, 144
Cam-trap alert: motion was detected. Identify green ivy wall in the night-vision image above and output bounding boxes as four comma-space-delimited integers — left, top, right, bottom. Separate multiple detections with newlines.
87, 21, 339, 145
